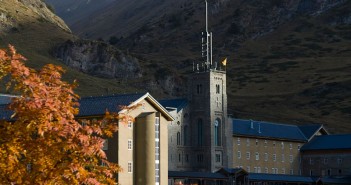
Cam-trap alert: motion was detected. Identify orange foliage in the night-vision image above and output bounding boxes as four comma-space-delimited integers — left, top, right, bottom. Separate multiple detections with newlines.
0, 45, 126, 184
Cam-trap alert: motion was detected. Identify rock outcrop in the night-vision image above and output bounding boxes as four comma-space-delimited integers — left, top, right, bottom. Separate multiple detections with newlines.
53, 40, 142, 79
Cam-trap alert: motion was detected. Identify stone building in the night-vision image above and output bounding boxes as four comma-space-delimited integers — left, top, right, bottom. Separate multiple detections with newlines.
0, 92, 174, 185
231, 119, 328, 176
300, 134, 351, 177
77, 93, 174, 185
162, 68, 232, 173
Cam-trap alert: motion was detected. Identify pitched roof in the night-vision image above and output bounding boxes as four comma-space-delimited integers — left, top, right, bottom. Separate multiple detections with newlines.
158, 98, 187, 113
168, 171, 227, 179
78, 92, 174, 121
301, 134, 351, 151
248, 173, 317, 183
298, 124, 327, 140
0, 93, 174, 121
0, 94, 17, 105
232, 119, 308, 141
78, 93, 146, 117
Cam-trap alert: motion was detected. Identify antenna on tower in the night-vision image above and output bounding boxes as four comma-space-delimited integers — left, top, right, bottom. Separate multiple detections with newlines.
202, 0, 213, 70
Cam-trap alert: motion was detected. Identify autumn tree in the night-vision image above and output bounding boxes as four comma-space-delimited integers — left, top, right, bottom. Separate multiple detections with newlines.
0, 45, 126, 184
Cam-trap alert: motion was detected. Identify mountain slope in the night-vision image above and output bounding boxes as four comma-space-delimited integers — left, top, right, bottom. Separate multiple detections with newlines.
38, 0, 351, 133
0, 0, 142, 96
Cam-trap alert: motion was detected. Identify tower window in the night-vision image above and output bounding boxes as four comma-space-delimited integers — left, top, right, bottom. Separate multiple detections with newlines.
214, 118, 221, 146
197, 119, 203, 146
216, 84, 220, 94
177, 132, 181, 146
197, 84, 203, 94
183, 125, 188, 146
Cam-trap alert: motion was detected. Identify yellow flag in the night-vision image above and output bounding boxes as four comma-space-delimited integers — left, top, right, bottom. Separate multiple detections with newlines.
222, 58, 227, 66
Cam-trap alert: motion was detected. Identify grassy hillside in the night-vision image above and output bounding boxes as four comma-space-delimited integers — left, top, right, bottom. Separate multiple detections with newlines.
53, 0, 351, 133
0, 0, 142, 96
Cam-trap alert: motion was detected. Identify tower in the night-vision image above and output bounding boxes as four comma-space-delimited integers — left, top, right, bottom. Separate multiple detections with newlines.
187, 0, 232, 172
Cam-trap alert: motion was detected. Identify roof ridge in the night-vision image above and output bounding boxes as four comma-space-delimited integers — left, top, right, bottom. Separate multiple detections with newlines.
80, 92, 146, 100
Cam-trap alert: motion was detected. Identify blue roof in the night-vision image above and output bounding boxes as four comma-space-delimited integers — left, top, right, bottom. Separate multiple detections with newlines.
169, 171, 227, 179
301, 134, 351, 151
321, 176, 351, 184
298, 124, 325, 139
158, 98, 187, 113
232, 119, 309, 141
0, 104, 13, 120
248, 173, 317, 183
0, 94, 17, 105
78, 93, 146, 117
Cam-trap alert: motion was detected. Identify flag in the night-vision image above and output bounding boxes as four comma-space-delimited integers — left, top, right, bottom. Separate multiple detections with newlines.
222, 58, 227, 66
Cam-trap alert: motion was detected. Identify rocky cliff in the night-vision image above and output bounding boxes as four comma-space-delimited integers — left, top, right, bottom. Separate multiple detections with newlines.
0, 0, 70, 34
53, 40, 142, 79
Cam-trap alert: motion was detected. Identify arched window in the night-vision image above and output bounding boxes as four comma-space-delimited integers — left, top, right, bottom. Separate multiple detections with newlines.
183, 125, 188, 146
214, 118, 221, 146
197, 119, 203, 146
177, 132, 181, 146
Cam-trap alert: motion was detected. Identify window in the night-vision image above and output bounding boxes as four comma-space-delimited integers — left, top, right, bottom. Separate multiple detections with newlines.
255, 139, 258, 146
247, 166, 250, 172
177, 132, 181, 146
185, 154, 189, 162
102, 139, 108, 150
197, 119, 203, 146
281, 142, 284, 149
216, 84, 220, 94
327, 169, 331, 176
197, 154, 204, 163
128, 139, 132, 150
246, 138, 250, 146
289, 155, 293, 163
281, 154, 285, 162
257, 167, 261, 173
282, 168, 285, 174
298, 144, 301, 150
237, 138, 240, 145
273, 154, 276, 161
255, 152, 259, 160
289, 143, 293, 149
215, 154, 221, 163
254, 167, 258, 173
264, 140, 267, 147
178, 153, 181, 162
273, 141, 276, 147
324, 158, 328, 164
290, 169, 294, 175
246, 152, 250, 160
127, 121, 132, 128
155, 117, 160, 185
214, 119, 221, 146
264, 153, 268, 161
197, 84, 203, 94
310, 170, 313, 176
237, 151, 241, 159
128, 161, 132, 173
310, 158, 314, 165
183, 125, 188, 146
265, 167, 269, 173
338, 158, 343, 164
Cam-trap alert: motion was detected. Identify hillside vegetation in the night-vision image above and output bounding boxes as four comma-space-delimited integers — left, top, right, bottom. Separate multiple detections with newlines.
0, 0, 142, 95
2, 0, 351, 133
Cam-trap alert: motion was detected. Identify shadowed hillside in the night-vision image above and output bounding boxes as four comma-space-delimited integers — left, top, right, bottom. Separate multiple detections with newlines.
5, 0, 351, 133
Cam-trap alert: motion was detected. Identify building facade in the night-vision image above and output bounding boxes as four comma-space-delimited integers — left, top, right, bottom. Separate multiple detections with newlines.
77, 93, 174, 185
231, 119, 327, 176
300, 134, 351, 177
